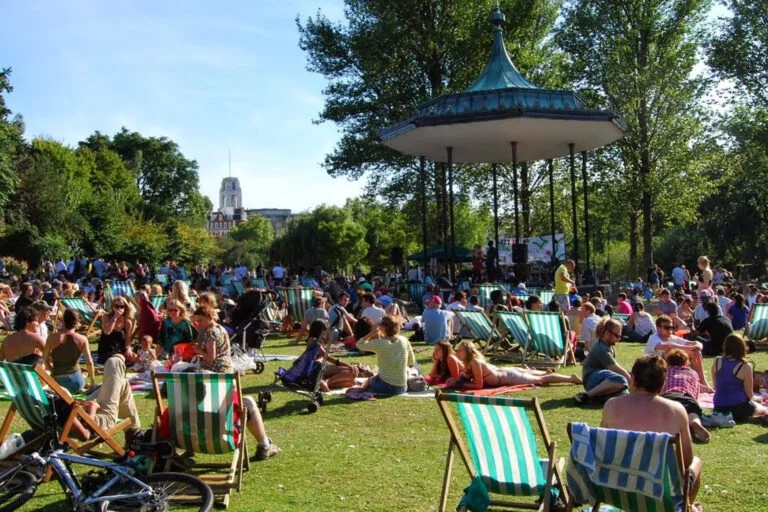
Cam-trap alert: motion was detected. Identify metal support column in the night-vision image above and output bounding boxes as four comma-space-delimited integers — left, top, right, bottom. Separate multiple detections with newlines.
492, 164, 500, 270
419, 156, 428, 274
511, 142, 520, 244
569, 143, 579, 282
447, 147, 455, 282
548, 159, 556, 266
581, 151, 590, 273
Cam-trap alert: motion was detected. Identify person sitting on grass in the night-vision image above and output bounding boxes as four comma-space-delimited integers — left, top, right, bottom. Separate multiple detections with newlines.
712, 333, 768, 423
662, 350, 711, 443
691, 301, 733, 357
573, 317, 630, 405
624, 301, 656, 343
447, 340, 581, 390
645, 314, 712, 392
726, 293, 750, 331
601, 354, 703, 507
356, 315, 416, 396
300, 321, 373, 391
425, 340, 464, 385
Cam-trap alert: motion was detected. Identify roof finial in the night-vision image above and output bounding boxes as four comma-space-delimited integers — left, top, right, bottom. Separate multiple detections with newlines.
490, 2, 505, 29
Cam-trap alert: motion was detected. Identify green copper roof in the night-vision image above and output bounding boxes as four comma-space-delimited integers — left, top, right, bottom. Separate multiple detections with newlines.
465, 6, 535, 92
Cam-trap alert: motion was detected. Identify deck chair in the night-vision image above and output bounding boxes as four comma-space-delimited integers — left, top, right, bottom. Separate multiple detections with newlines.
538, 290, 554, 305
525, 311, 572, 370
232, 280, 245, 298
155, 273, 169, 287
746, 303, 768, 349
435, 392, 568, 512
280, 287, 315, 328
150, 295, 166, 311
152, 372, 249, 508
613, 313, 630, 325
0, 362, 130, 458
454, 310, 504, 352
252, 278, 268, 289
57, 297, 100, 336
109, 280, 135, 298
409, 282, 427, 309
565, 422, 691, 512
477, 284, 504, 308
493, 310, 531, 362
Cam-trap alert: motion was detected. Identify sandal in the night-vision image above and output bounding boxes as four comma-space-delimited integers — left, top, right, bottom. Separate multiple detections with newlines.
691, 423, 711, 444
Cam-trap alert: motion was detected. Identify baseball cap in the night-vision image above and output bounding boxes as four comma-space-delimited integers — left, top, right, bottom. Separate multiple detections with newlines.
32, 300, 52, 311
358, 277, 367, 283
699, 290, 712, 298
427, 295, 442, 306
360, 283, 373, 292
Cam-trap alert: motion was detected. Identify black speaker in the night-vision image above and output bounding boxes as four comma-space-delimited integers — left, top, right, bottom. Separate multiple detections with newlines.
512, 243, 528, 264
390, 246, 403, 266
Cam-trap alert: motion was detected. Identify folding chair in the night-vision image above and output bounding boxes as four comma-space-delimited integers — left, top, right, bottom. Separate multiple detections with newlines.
409, 282, 427, 309
280, 287, 315, 328
477, 284, 504, 308
155, 273, 169, 287
150, 295, 166, 311
109, 280, 135, 299
525, 311, 572, 370
746, 303, 768, 349
454, 310, 504, 352
435, 391, 568, 512
232, 280, 245, 298
57, 297, 100, 336
565, 422, 691, 512
152, 372, 249, 508
252, 278, 268, 289
538, 290, 554, 305
0, 362, 130, 458
613, 313, 630, 325
493, 310, 531, 362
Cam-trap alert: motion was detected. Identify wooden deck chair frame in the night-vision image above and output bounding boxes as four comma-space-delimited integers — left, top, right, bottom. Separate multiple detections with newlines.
525, 311, 573, 370
151, 372, 249, 508
565, 423, 691, 512
745, 303, 768, 350
55, 297, 100, 336
454, 310, 504, 352
0, 362, 130, 458
435, 391, 568, 512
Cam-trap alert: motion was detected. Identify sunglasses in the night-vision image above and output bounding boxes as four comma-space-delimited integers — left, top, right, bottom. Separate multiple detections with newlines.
113, 305, 126, 310
609, 330, 622, 337
660, 324, 673, 330
168, 308, 180, 313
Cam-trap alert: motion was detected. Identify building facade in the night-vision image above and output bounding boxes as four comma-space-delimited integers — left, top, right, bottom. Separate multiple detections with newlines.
207, 177, 291, 238
246, 208, 291, 236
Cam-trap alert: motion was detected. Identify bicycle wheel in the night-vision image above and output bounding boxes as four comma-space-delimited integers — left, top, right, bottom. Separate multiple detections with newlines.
0, 469, 37, 512
106, 472, 213, 512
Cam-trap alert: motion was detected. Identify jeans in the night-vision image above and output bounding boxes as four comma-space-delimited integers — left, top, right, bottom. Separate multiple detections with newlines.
54, 371, 84, 395
369, 375, 406, 396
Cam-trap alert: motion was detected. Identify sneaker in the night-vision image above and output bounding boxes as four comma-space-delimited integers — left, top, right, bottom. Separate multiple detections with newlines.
573, 392, 590, 406
252, 440, 281, 461
701, 411, 735, 428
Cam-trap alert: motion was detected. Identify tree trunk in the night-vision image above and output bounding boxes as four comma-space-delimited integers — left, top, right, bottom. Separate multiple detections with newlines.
520, 162, 531, 236
638, 24, 654, 270
629, 212, 639, 279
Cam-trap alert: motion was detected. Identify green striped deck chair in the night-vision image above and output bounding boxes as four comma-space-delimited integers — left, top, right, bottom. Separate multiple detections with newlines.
612, 313, 630, 324
253, 278, 268, 289
538, 290, 554, 305
152, 372, 249, 508
0, 362, 129, 457
454, 310, 502, 351
232, 280, 245, 297
57, 297, 100, 336
746, 303, 768, 344
409, 283, 427, 308
435, 392, 567, 512
189, 295, 198, 310
150, 295, 166, 311
155, 273, 169, 287
109, 280, 135, 298
492, 311, 530, 362
477, 284, 504, 308
565, 423, 689, 512
525, 311, 571, 369
281, 287, 315, 327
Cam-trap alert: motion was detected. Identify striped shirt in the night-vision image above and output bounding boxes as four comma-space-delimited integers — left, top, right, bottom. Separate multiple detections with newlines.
663, 365, 699, 399
357, 335, 415, 387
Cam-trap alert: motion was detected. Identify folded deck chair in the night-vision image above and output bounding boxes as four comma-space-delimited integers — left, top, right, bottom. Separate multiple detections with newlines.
454, 310, 504, 352
435, 392, 568, 512
565, 422, 690, 512
477, 284, 504, 308
152, 372, 249, 508
525, 311, 572, 369
746, 303, 768, 348
57, 297, 100, 336
409, 283, 427, 309
0, 362, 130, 458
493, 311, 530, 362
280, 287, 315, 329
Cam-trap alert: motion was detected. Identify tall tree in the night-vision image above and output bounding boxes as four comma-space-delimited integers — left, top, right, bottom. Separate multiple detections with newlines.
0, 68, 24, 213
557, 0, 710, 276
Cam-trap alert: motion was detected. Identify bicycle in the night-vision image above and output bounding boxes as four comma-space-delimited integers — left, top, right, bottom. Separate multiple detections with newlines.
0, 401, 213, 511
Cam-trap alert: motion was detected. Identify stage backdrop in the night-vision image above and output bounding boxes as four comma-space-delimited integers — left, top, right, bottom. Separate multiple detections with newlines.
498, 234, 567, 265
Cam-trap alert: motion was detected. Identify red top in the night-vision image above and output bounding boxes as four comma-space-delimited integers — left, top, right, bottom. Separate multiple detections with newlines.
663, 365, 700, 399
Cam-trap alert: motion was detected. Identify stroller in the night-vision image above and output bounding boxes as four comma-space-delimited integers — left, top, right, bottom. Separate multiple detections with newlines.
228, 289, 279, 374
258, 337, 329, 414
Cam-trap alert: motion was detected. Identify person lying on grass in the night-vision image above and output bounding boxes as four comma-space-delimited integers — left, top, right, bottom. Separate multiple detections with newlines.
662, 350, 711, 443
303, 320, 374, 392
445, 340, 581, 390
574, 317, 631, 405
601, 354, 703, 507
425, 340, 463, 385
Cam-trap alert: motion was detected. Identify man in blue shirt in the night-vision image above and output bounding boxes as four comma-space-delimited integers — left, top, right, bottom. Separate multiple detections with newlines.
422, 295, 453, 345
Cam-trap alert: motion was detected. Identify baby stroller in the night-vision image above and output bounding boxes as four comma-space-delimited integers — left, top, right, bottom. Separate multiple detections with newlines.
228, 289, 275, 374
258, 339, 328, 414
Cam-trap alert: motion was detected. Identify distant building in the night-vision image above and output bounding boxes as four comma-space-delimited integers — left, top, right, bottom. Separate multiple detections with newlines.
206, 177, 292, 238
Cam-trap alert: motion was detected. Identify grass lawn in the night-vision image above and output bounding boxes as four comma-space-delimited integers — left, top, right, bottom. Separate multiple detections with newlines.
7, 333, 768, 511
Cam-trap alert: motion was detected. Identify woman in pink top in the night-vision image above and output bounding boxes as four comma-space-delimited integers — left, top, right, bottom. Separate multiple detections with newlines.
616, 292, 634, 315
661, 350, 710, 443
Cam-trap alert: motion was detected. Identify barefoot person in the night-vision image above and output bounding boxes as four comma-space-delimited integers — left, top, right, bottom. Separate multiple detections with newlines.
601, 355, 703, 506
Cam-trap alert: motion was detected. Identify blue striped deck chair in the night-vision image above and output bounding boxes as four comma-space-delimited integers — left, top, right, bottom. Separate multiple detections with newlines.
109, 280, 135, 298
152, 372, 249, 508
525, 311, 571, 369
409, 283, 427, 308
454, 310, 503, 351
746, 303, 768, 346
565, 423, 689, 512
155, 273, 169, 287
477, 283, 504, 308
491, 311, 530, 362
253, 278, 268, 289
57, 297, 100, 336
232, 280, 245, 298
150, 295, 166, 311
435, 392, 568, 512
281, 287, 315, 327
0, 362, 129, 457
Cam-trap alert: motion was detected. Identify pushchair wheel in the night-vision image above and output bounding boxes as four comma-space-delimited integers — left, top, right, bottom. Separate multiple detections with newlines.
307, 401, 319, 414
314, 393, 324, 406
254, 361, 265, 374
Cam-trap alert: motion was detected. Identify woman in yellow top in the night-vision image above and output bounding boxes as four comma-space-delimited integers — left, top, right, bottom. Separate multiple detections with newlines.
357, 315, 415, 395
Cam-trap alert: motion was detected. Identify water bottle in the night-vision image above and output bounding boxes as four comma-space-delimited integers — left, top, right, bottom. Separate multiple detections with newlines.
0, 433, 24, 460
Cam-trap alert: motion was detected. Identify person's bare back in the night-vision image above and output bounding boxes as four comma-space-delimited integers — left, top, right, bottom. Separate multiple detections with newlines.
0, 331, 45, 362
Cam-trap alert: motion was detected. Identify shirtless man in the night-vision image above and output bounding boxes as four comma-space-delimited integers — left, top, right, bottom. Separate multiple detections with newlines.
602, 355, 702, 505
0, 307, 46, 362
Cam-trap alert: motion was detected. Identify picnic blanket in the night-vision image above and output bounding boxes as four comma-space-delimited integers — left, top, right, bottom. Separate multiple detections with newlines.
323, 387, 435, 399
698, 392, 714, 410
459, 384, 536, 396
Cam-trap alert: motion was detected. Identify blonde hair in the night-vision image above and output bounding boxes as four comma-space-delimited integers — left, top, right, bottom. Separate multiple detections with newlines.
596, 317, 621, 339
111, 297, 135, 320
198, 292, 218, 309
150, 284, 163, 296
170, 280, 190, 304
166, 299, 188, 318
456, 340, 484, 365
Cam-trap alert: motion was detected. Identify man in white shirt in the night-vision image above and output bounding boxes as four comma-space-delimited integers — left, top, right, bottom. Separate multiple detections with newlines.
747, 284, 759, 308
579, 302, 602, 351
406, 265, 423, 282
715, 287, 731, 313
360, 292, 385, 326
32, 300, 52, 340
445, 291, 467, 336
693, 291, 721, 327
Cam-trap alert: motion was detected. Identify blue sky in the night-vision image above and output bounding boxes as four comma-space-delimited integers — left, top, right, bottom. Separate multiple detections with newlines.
1, 0, 364, 213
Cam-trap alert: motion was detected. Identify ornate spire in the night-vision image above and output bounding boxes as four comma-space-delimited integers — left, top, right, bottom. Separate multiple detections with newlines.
465, 5, 536, 92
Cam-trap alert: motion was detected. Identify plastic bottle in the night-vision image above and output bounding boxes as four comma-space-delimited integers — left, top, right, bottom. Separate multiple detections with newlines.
0, 433, 25, 460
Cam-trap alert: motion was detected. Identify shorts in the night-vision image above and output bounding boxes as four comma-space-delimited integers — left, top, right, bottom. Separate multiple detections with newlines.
54, 370, 85, 395
368, 375, 406, 396
662, 391, 702, 418
584, 370, 628, 392
554, 294, 570, 311
715, 400, 756, 422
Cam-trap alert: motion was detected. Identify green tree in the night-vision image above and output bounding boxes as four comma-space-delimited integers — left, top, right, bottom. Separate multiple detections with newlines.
556, 0, 710, 276
219, 215, 274, 268
345, 198, 415, 269
0, 68, 24, 214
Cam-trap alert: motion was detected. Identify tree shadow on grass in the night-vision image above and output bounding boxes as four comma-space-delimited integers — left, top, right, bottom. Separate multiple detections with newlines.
753, 430, 768, 444
539, 396, 602, 411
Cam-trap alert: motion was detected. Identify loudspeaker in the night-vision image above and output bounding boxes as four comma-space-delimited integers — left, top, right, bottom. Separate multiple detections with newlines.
390, 246, 403, 266
512, 243, 528, 264
438, 277, 453, 289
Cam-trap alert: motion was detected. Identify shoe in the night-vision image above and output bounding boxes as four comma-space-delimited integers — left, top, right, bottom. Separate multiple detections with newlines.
701, 411, 735, 428
252, 440, 281, 461
573, 392, 590, 406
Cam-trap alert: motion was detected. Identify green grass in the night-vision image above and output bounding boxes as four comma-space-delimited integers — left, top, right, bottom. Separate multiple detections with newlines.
7, 335, 768, 511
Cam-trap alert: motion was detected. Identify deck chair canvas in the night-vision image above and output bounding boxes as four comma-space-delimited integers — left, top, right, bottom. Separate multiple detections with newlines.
454, 310, 504, 352
232, 280, 245, 298
493, 311, 530, 362
565, 422, 690, 512
525, 311, 572, 370
155, 273, 169, 287
0, 362, 130, 458
538, 290, 554, 305
613, 313, 630, 325
477, 284, 504, 308
57, 297, 100, 336
109, 280, 135, 298
280, 287, 316, 328
746, 303, 768, 349
150, 295, 166, 311
435, 392, 568, 512
409, 283, 427, 309
151, 372, 249, 508
252, 278, 268, 289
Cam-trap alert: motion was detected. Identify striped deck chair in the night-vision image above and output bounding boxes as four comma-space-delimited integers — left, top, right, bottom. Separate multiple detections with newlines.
612, 313, 630, 325
565, 423, 690, 512
252, 278, 268, 289
409, 283, 427, 308
539, 290, 554, 305
232, 280, 245, 297
152, 372, 249, 508
492, 311, 530, 362
155, 273, 169, 287
281, 287, 315, 327
0, 362, 130, 457
746, 303, 768, 347
435, 392, 568, 512
525, 311, 572, 369
57, 297, 100, 336
454, 310, 503, 352
109, 280, 135, 298
150, 295, 166, 311
477, 283, 504, 308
